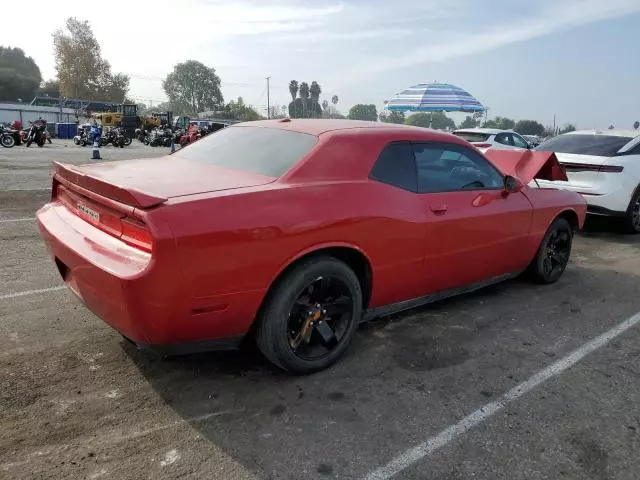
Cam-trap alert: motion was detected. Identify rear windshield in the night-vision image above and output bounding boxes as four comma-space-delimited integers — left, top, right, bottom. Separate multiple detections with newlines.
453, 132, 491, 143
535, 134, 632, 157
174, 126, 318, 177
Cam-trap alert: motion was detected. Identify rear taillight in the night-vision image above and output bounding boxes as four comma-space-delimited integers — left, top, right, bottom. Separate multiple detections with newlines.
560, 162, 624, 173
55, 185, 153, 252
120, 218, 153, 252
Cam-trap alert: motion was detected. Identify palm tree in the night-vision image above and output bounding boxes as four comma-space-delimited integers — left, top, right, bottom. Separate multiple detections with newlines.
310, 81, 321, 102
288, 80, 299, 102
299, 82, 310, 99
331, 95, 339, 106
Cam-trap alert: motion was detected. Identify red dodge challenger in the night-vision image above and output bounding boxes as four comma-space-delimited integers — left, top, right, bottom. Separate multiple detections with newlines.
37, 120, 586, 374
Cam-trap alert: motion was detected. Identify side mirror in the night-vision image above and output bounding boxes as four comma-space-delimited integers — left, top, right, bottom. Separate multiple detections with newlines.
504, 175, 522, 194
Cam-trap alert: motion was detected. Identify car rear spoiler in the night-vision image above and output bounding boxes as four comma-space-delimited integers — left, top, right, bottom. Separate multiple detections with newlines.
483, 150, 568, 183
53, 162, 168, 209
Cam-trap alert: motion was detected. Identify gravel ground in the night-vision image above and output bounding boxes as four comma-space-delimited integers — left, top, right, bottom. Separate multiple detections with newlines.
1, 141, 639, 480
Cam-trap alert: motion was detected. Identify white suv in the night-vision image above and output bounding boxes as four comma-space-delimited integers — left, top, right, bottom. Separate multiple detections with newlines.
534, 130, 640, 232
453, 128, 532, 151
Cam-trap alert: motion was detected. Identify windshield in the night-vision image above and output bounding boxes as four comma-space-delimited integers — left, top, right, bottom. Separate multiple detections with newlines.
453, 132, 491, 143
535, 134, 632, 157
174, 126, 318, 177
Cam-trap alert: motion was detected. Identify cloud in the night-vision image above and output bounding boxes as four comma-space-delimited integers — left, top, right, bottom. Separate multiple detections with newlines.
333, 0, 640, 88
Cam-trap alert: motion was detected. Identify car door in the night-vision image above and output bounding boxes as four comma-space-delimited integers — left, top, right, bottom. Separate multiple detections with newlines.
413, 142, 534, 293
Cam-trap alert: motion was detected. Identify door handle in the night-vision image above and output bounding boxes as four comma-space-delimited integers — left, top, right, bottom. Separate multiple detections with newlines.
430, 204, 448, 215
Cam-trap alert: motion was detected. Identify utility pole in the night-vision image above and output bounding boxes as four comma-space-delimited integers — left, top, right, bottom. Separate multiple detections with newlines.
266, 76, 271, 119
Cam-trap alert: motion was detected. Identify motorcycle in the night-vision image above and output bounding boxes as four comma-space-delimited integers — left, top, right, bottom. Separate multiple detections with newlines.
147, 127, 173, 147
101, 127, 131, 148
0, 124, 17, 148
24, 122, 46, 147
179, 125, 201, 147
73, 124, 93, 146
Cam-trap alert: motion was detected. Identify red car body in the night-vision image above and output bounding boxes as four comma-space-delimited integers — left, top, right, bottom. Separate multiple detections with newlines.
37, 120, 586, 355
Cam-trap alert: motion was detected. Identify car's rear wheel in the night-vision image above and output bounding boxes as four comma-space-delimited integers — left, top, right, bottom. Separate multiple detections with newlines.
624, 188, 640, 233
527, 217, 573, 284
256, 257, 362, 374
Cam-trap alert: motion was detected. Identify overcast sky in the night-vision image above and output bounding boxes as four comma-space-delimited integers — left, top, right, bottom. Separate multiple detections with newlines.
2, 0, 639, 129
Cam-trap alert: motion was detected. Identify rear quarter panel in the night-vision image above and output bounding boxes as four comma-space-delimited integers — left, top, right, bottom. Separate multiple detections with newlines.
522, 186, 587, 260
163, 180, 429, 335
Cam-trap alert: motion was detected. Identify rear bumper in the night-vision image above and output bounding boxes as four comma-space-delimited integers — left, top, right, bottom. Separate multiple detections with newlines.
535, 180, 632, 214
36, 202, 259, 348
586, 204, 626, 217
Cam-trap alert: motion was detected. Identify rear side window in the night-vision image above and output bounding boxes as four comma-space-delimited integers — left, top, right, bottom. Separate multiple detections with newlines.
536, 134, 632, 157
173, 126, 318, 177
370, 142, 417, 192
413, 143, 503, 193
453, 132, 490, 142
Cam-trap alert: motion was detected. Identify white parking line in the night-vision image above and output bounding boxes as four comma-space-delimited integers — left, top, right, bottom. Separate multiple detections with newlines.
0, 217, 35, 224
365, 310, 640, 480
0, 286, 66, 301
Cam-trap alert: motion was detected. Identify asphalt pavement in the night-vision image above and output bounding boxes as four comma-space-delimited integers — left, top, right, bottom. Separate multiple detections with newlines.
1, 141, 639, 480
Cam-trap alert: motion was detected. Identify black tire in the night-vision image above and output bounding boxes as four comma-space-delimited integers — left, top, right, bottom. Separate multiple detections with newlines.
527, 217, 573, 284
123, 136, 132, 146
26, 138, 32, 147
1, 134, 15, 148
623, 188, 640, 233
256, 256, 363, 374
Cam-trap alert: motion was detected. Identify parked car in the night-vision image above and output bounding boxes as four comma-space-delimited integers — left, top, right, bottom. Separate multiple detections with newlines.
36, 120, 586, 374
453, 128, 532, 151
523, 135, 543, 147
534, 130, 640, 232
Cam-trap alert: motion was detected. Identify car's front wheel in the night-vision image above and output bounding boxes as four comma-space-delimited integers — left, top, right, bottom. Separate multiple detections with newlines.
527, 217, 573, 284
624, 188, 640, 233
256, 256, 362, 374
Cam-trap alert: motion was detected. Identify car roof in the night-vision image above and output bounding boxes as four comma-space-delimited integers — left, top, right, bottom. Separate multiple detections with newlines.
235, 118, 446, 137
565, 129, 640, 138
453, 128, 509, 135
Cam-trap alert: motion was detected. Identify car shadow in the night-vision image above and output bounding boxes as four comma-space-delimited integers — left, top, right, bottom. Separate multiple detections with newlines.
123, 264, 640, 479
578, 216, 640, 246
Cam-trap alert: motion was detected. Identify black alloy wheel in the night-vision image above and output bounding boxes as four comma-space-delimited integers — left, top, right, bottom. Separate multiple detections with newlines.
287, 276, 354, 361
528, 217, 573, 284
256, 257, 362, 374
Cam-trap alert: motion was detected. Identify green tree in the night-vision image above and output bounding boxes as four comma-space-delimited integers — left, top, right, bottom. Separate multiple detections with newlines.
459, 116, 478, 129
514, 119, 545, 136
219, 96, 262, 121
288, 80, 298, 102
379, 111, 405, 124
484, 116, 515, 130
0, 46, 42, 101
310, 81, 321, 102
288, 80, 322, 119
634, 120, 639, 130
405, 111, 455, 130
53, 18, 129, 102
39, 79, 60, 97
558, 123, 576, 134
163, 60, 223, 115
348, 104, 378, 121
331, 95, 339, 106
299, 82, 310, 100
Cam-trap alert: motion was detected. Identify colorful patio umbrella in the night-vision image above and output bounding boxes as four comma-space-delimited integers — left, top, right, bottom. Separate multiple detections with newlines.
385, 83, 485, 113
